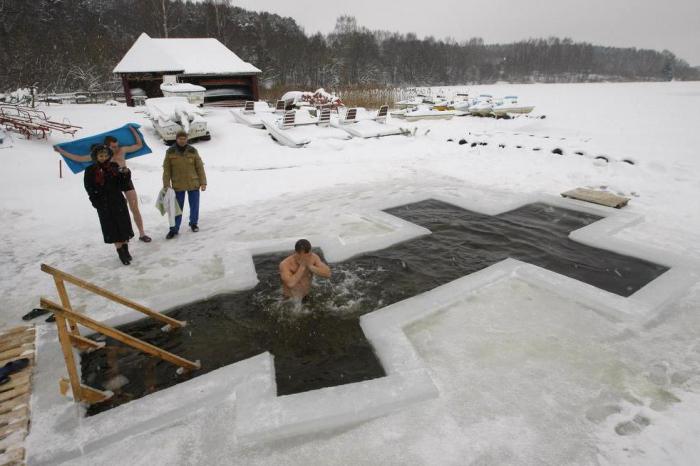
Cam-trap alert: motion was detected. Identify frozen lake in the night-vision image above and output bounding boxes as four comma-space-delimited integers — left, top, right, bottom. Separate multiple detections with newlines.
0, 81, 698, 465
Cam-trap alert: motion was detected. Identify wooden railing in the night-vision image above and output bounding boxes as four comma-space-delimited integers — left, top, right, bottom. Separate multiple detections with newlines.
40, 264, 200, 404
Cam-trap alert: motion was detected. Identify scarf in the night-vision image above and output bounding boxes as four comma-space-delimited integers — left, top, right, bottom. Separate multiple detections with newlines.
94, 161, 118, 186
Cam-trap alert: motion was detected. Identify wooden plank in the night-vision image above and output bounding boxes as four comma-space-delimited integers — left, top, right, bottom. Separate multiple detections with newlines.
0, 447, 24, 466
0, 395, 28, 416
0, 418, 28, 439
0, 373, 30, 393
0, 407, 28, 426
0, 327, 32, 340
0, 354, 33, 369
561, 188, 630, 209
41, 264, 186, 329
69, 334, 105, 352
0, 348, 25, 364
53, 276, 80, 336
42, 298, 199, 371
0, 334, 34, 353
0, 383, 29, 403
0, 434, 24, 457
53, 313, 82, 403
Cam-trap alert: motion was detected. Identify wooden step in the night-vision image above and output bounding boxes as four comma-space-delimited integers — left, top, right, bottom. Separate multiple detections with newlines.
561, 188, 630, 209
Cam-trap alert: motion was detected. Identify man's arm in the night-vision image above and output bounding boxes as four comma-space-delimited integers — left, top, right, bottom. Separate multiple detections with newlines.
121, 125, 144, 154
54, 146, 91, 163
307, 255, 331, 278
194, 151, 207, 190
280, 262, 307, 288
162, 154, 172, 188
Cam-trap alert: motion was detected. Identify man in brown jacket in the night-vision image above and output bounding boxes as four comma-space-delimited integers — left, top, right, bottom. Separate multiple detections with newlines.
162, 131, 207, 239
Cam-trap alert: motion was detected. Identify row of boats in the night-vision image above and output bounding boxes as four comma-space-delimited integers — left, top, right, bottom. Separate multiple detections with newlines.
143, 92, 535, 148
393, 94, 535, 119
232, 101, 411, 148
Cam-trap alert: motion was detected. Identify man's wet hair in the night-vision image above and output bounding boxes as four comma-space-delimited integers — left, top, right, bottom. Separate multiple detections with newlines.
104, 135, 118, 146
295, 239, 311, 253
176, 130, 188, 139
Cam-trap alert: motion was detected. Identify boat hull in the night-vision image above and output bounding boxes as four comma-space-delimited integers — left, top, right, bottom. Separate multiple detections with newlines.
230, 109, 265, 129
403, 111, 455, 122
331, 119, 408, 138
492, 105, 535, 115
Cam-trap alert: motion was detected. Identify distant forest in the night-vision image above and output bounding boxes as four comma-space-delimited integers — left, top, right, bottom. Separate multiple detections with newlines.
1, 0, 698, 93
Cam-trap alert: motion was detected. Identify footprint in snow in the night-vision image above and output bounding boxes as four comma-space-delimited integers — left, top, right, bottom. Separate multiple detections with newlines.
615, 414, 651, 436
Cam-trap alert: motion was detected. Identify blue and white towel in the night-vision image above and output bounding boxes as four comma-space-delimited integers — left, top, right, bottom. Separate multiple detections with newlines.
55, 123, 152, 174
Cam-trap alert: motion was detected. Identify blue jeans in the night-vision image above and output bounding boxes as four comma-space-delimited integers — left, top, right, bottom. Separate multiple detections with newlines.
171, 190, 200, 233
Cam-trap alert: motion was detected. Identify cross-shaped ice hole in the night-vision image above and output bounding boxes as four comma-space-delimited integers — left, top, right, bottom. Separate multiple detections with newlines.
81, 199, 668, 415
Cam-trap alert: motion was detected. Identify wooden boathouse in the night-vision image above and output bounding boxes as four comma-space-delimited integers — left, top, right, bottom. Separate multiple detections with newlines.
114, 33, 261, 107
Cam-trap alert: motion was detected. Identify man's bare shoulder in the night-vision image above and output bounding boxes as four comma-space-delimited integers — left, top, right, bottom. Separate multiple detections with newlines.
311, 252, 325, 263
279, 255, 295, 271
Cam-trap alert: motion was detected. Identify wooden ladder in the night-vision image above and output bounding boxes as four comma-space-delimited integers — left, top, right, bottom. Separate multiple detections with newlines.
40, 264, 200, 404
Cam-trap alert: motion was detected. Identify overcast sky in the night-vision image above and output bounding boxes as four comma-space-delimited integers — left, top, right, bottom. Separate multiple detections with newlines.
230, 0, 700, 65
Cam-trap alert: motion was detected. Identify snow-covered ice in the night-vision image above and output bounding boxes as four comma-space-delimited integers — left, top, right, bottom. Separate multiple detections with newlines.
1, 81, 699, 465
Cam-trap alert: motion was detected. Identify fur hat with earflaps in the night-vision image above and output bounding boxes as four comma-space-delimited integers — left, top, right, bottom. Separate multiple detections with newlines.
90, 144, 113, 162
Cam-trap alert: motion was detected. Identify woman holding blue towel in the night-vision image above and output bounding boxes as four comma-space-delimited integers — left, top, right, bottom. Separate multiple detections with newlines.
55, 125, 151, 242
84, 145, 134, 265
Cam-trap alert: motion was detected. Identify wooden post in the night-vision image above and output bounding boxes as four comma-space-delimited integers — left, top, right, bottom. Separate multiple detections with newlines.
59, 159, 62, 179
69, 334, 105, 352
53, 276, 80, 336
41, 298, 200, 371
250, 75, 260, 101
122, 75, 134, 107
54, 313, 82, 402
59, 378, 112, 404
41, 264, 186, 329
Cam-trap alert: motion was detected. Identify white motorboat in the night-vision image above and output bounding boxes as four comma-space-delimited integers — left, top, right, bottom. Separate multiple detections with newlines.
451, 94, 473, 114
396, 95, 426, 109
331, 106, 410, 138
145, 96, 210, 143
467, 95, 494, 116
230, 100, 284, 129
491, 96, 535, 116
159, 82, 206, 106
402, 105, 455, 122
261, 108, 351, 148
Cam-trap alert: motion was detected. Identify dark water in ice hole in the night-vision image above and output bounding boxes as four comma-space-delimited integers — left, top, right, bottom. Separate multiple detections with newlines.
82, 200, 668, 415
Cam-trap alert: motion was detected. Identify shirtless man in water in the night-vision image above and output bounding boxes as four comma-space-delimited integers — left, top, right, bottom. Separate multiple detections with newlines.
54, 125, 151, 242
279, 239, 331, 299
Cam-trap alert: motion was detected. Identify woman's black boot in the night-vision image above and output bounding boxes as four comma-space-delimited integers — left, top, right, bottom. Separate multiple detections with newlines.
124, 243, 133, 261
117, 245, 130, 265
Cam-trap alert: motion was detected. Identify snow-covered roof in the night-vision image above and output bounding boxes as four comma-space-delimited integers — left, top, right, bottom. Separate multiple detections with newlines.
114, 33, 261, 75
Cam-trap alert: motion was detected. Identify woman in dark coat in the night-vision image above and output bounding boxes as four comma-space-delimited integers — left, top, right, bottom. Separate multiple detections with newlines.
84, 144, 134, 265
